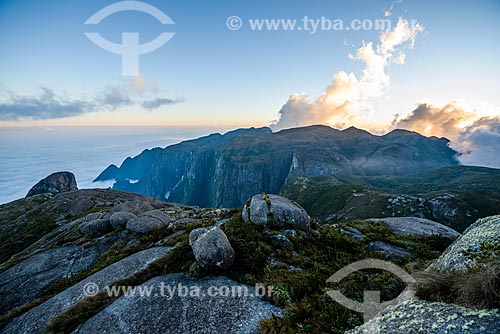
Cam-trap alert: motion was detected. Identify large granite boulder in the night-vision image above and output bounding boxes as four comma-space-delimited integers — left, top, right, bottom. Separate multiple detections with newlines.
368, 217, 460, 239
346, 300, 500, 334
189, 226, 235, 271
26, 172, 77, 197
126, 210, 171, 233
73, 274, 283, 334
109, 212, 137, 229
243, 194, 311, 231
107, 200, 154, 216
78, 219, 113, 238
428, 215, 500, 272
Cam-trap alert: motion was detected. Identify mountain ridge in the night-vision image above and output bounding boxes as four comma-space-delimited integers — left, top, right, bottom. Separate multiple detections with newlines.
95, 125, 459, 208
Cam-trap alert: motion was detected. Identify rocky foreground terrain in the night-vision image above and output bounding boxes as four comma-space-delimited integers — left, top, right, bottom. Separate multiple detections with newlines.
0, 172, 498, 333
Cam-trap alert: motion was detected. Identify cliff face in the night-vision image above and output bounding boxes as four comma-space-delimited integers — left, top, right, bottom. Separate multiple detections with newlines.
95, 125, 459, 207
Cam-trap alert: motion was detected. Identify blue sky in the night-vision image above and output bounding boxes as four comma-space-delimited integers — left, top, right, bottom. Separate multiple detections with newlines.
0, 0, 499, 127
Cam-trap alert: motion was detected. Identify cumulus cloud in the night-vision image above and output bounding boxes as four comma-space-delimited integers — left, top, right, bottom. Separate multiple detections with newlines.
393, 103, 500, 168
0, 77, 183, 121
272, 18, 424, 131
392, 102, 478, 139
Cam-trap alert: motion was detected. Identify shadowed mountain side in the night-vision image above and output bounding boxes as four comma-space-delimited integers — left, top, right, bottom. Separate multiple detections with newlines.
95, 126, 458, 208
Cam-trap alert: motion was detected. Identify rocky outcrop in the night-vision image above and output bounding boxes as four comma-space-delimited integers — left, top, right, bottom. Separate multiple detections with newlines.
367, 241, 413, 260
26, 172, 77, 197
271, 234, 294, 248
368, 217, 460, 239
339, 226, 365, 240
428, 215, 500, 272
0, 244, 106, 313
346, 300, 500, 334
348, 215, 500, 334
126, 210, 171, 233
243, 194, 311, 231
2, 247, 171, 334
189, 226, 235, 271
73, 274, 283, 334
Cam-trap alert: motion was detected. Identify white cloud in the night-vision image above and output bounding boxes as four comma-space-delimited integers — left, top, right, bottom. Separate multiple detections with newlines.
0, 77, 183, 121
272, 18, 424, 131
392, 103, 500, 168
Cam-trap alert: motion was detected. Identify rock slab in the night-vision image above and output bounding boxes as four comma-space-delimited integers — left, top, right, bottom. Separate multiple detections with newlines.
73, 274, 283, 334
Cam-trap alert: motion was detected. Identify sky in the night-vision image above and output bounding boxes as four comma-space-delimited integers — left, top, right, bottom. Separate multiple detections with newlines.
0, 0, 500, 168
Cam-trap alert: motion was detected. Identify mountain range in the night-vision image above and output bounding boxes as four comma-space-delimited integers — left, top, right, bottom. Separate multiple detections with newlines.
95, 125, 460, 208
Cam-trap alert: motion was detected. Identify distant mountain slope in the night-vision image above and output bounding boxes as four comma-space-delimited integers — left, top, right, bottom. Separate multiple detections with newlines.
351, 165, 500, 194
281, 167, 500, 232
95, 125, 459, 207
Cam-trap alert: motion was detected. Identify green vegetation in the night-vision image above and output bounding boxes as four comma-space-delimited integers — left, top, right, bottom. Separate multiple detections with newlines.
355, 165, 500, 194
281, 169, 500, 233
281, 176, 368, 220
220, 214, 452, 333
0, 196, 60, 265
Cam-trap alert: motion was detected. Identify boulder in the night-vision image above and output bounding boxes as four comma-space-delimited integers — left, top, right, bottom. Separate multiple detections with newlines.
126, 210, 170, 233
83, 212, 103, 222
346, 300, 500, 334
368, 217, 460, 239
108, 201, 154, 216
26, 171, 78, 197
189, 226, 235, 271
367, 241, 413, 260
78, 219, 113, 238
243, 194, 311, 231
428, 215, 500, 272
67, 198, 95, 217
73, 274, 283, 334
109, 212, 137, 229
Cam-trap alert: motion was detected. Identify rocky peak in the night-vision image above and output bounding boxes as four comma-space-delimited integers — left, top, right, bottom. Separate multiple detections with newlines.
26, 171, 77, 197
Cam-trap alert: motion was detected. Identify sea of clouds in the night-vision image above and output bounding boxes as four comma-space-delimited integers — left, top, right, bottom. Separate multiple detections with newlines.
0, 126, 227, 204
